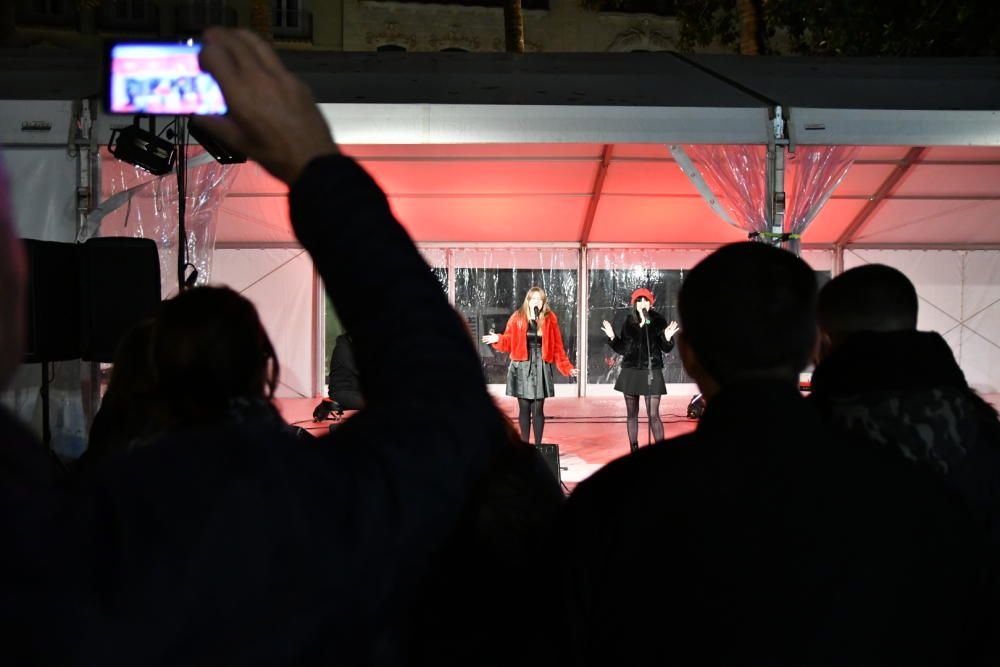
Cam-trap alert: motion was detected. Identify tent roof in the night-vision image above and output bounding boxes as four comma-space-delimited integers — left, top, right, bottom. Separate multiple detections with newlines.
3, 50, 999, 146
3, 50, 997, 249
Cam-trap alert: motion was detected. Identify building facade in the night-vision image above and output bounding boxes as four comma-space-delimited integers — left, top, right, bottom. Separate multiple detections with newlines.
5, 0, 723, 54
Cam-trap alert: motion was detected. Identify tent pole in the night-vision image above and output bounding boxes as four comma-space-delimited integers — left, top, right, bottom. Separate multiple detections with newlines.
766, 105, 790, 253
577, 245, 588, 397
72, 98, 102, 428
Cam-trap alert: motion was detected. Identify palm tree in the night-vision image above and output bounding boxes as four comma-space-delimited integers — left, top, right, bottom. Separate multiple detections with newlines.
504, 0, 524, 53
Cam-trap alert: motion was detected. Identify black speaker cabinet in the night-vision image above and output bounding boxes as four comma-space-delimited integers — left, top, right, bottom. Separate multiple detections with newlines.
537, 443, 561, 484
22, 237, 161, 364
80, 237, 161, 363
23, 239, 82, 363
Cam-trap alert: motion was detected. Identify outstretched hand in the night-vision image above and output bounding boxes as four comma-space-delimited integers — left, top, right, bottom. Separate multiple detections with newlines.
482, 333, 500, 344
601, 320, 615, 340
195, 28, 339, 185
665, 321, 680, 341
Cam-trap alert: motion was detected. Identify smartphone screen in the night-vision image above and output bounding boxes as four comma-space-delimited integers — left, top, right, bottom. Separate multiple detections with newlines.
107, 42, 227, 115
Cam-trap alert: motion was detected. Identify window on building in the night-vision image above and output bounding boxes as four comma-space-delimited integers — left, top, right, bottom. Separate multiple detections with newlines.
596, 0, 676, 15
17, 0, 78, 28
370, 0, 549, 10
272, 0, 312, 40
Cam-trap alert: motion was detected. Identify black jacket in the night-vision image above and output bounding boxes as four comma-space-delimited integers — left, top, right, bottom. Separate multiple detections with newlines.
810, 330, 1000, 547
69, 155, 508, 666
607, 309, 674, 370
554, 380, 987, 667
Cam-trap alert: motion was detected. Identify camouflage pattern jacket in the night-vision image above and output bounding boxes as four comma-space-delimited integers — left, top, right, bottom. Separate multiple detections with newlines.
809, 330, 1000, 546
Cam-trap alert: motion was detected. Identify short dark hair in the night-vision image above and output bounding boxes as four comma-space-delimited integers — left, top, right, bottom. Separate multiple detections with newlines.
818, 264, 918, 340
678, 242, 818, 384
152, 286, 278, 423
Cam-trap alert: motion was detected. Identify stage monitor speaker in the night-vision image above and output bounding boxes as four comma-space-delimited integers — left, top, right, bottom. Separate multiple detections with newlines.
537, 443, 561, 484
80, 237, 161, 363
23, 239, 82, 363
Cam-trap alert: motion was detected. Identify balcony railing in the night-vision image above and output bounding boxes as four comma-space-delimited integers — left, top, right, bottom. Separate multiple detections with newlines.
175, 5, 238, 35
15, 0, 80, 30
272, 9, 313, 42
596, 0, 677, 15
367, 0, 549, 10
96, 1, 161, 34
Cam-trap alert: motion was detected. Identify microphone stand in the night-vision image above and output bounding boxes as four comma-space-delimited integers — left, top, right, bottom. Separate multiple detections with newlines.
644, 312, 653, 448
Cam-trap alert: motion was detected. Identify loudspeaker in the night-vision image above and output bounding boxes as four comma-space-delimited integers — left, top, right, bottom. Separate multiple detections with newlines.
687, 393, 706, 419
23, 239, 82, 362
537, 443, 561, 484
80, 237, 161, 363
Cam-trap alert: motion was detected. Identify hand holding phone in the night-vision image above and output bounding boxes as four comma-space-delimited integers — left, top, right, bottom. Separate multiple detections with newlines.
107, 42, 227, 116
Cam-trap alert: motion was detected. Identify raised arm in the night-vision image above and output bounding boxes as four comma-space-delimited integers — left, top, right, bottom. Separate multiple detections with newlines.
549, 313, 577, 377
490, 313, 519, 354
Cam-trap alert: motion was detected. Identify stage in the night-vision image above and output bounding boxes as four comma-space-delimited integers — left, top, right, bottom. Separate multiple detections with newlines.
276, 394, 700, 489
277, 393, 1000, 491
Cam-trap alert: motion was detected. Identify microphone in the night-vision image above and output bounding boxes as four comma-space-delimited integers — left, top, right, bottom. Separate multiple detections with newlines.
533, 306, 540, 320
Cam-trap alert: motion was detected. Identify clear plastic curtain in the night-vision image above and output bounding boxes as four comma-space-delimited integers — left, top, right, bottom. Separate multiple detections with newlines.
587, 249, 694, 386
452, 248, 578, 386
784, 145, 860, 253
672, 144, 858, 251
674, 144, 769, 236
85, 147, 238, 298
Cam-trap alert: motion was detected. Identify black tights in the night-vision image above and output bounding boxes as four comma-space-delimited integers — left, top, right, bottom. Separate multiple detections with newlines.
517, 398, 546, 445
624, 394, 663, 447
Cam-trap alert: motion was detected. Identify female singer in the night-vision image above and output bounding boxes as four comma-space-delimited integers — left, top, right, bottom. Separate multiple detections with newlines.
601, 287, 679, 453
482, 286, 578, 444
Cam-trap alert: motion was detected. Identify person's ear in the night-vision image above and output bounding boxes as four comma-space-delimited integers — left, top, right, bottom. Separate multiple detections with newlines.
678, 332, 719, 399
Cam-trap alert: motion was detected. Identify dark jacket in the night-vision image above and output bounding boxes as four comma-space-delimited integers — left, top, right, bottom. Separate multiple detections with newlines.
554, 380, 986, 667
810, 330, 1000, 547
326, 334, 359, 395
607, 309, 674, 370
810, 330, 1000, 664
71, 155, 508, 666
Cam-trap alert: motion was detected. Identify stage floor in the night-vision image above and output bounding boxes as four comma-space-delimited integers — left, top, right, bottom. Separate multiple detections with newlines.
276, 394, 700, 488
277, 393, 1000, 490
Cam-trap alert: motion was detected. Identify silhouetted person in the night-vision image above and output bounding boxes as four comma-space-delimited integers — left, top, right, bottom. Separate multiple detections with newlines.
67, 28, 508, 667
409, 415, 564, 666
80, 319, 161, 472
554, 243, 986, 667
313, 332, 364, 420
811, 263, 1000, 661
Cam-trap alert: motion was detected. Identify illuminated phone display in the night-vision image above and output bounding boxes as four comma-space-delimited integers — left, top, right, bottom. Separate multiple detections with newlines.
108, 42, 227, 115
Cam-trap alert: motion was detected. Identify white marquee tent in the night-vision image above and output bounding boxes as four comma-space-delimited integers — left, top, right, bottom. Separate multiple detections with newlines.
1, 50, 998, 450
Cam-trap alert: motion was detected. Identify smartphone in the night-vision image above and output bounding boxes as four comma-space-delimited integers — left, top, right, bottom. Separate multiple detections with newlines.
106, 41, 227, 116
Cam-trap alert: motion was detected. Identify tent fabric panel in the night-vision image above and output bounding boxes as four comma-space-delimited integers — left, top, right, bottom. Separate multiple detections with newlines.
216, 196, 296, 244
229, 163, 287, 195
360, 159, 600, 196
2, 147, 78, 241
855, 146, 914, 161
603, 161, 695, 195
799, 199, 868, 244
894, 164, 1000, 196
588, 196, 746, 244
211, 248, 315, 399
921, 147, 1000, 161
612, 144, 673, 159
826, 163, 897, 196
388, 195, 590, 243
317, 104, 773, 146
851, 200, 1000, 245
587, 247, 710, 270
341, 143, 605, 159
844, 249, 1000, 393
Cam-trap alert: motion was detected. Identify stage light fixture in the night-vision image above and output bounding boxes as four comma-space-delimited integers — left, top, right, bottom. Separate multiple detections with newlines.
108, 117, 176, 176
188, 120, 247, 165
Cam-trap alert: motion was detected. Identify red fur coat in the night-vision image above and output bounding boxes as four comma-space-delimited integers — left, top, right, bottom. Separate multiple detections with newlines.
491, 311, 575, 377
